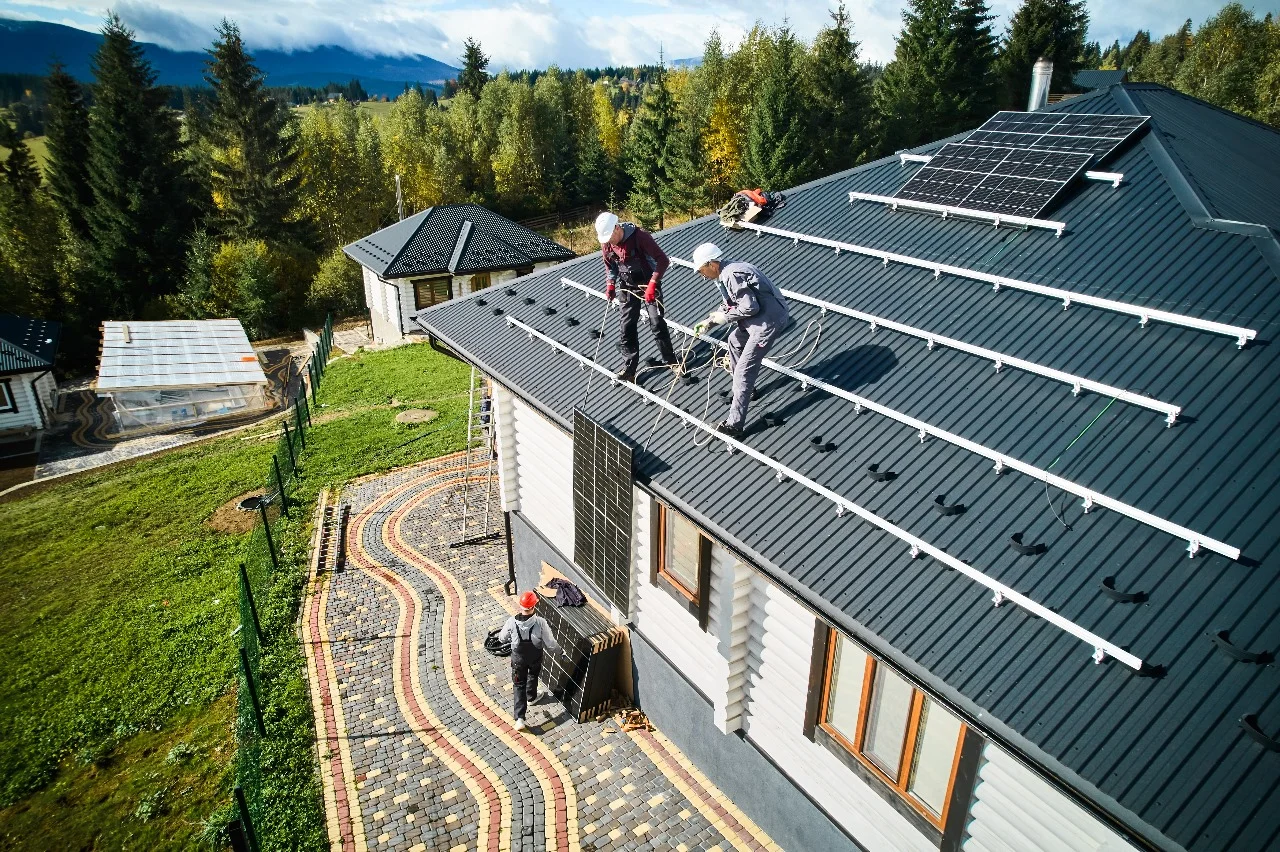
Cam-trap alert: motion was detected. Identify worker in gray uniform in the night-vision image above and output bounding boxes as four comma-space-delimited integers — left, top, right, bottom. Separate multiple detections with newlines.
692, 242, 791, 439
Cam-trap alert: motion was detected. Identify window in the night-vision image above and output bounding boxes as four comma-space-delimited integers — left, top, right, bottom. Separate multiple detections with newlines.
513, 264, 535, 278
0, 379, 16, 413
470, 272, 492, 291
819, 630, 966, 828
654, 502, 711, 627
412, 276, 452, 309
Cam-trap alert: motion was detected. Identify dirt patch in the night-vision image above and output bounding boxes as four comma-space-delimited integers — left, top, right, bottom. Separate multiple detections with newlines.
395, 408, 438, 424
208, 489, 267, 534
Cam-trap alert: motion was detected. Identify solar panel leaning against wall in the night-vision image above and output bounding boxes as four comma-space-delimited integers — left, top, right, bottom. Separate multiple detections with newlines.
571, 410, 635, 615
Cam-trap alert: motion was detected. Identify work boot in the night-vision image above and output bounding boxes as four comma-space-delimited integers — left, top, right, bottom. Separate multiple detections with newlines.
715, 421, 744, 440
614, 367, 636, 383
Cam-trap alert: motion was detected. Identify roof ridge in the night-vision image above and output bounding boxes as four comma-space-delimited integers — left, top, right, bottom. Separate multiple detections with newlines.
385, 206, 435, 275
448, 219, 474, 273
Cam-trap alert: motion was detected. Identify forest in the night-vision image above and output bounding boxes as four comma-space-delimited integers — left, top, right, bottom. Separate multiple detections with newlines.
1, 1, 1277, 367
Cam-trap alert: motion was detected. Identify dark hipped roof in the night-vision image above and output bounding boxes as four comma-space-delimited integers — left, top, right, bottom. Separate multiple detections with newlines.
342, 203, 576, 278
0, 314, 59, 375
1075, 69, 1128, 91
417, 83, 1280, 852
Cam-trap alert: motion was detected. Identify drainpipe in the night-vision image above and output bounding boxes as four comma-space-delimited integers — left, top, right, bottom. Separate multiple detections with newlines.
1028, 57, 1053, 111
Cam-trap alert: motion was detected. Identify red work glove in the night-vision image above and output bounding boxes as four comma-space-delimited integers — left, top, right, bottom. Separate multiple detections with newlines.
644, 280, 657, 303
605, 283, 616, 301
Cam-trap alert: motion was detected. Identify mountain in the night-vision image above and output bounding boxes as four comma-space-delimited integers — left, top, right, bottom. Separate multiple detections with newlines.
0, 19, 460, 95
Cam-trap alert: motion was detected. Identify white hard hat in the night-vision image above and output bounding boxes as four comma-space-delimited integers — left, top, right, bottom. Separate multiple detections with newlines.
692, 242, 723, 269
595, 211, 619, 243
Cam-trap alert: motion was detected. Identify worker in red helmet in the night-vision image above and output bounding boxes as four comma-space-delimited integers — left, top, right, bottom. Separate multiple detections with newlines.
496, 590, 565, 730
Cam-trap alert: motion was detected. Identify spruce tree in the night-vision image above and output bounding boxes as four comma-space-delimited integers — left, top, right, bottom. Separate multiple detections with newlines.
624, 67, 676, 229
0, 120, 40, 200
663, 119, 709, 218
741, 26, 815, 189
1121, 31, 1151, 71
995, 0, 1089, 109
84, 14, 194, 320
1133, 20, 1192, 87
873, 0, 963, 154
807, 2, 871, 173
458, 38, 490, 100
44, 62, 94, 240
204, 20, 307, 244
953, 0, 999, 128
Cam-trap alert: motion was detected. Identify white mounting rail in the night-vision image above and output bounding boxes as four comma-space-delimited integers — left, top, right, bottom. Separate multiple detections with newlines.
641, 265, 1181, 423
507, 314, 1145, 670
734, 219, 1258, 347
897, 153, 1125, 187
566, 271, 1237, 561
849, 191, 1069, 236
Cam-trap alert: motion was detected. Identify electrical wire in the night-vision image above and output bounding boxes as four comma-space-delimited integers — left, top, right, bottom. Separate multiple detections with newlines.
1042, 396, 1117, 529
579, 299, 615, 410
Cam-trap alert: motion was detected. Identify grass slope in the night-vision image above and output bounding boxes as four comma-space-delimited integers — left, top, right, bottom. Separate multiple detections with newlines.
0, 341, 469, 850
0, 135, 50, 171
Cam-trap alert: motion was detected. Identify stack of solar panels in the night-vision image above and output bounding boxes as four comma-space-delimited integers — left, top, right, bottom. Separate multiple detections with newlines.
895, 111, 1149, 219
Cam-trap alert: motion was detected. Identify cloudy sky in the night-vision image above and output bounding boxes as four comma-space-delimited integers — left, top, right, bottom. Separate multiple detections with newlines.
0, 0, 1265, 68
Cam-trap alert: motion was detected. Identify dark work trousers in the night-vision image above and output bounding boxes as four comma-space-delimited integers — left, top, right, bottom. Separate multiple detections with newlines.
617, 287, 677, 377
725, 320, 785, 429
511, 642, 544, 721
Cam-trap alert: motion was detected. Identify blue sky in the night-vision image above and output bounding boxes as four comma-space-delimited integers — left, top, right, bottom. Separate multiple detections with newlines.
0, 1, 1266, 68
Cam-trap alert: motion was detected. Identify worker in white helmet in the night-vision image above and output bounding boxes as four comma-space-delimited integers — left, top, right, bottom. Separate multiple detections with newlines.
691, 242, 791, 439
595, 211, 679, 382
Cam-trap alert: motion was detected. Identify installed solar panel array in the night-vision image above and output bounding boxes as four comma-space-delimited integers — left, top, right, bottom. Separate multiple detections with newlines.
894, 111, 1149, 219
572, 409, 634, 614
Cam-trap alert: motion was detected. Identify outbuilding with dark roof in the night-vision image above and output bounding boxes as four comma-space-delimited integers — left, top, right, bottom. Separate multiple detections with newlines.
0, 313, 60, 440
416, 83, 1280, 852
343, 203, 576, 344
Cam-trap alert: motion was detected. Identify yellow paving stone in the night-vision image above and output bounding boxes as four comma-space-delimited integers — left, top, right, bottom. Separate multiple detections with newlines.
609, 798, 626, 811
648, 794, 665, 807
393, 793, 409, 804
677, 845, 688, 852
598, 744, 614, 755
634, 823, 651, 836
370, 788, 385, 799
584, 795, 597, 805
406, 813, 415, 823
679, 809, 691, 820
608, 828, 623, 841
378, 833, 389, 843
420, 777, 432, 786
621, 766, 633, 776
584, 823, 596, 833
445, 814, 459, 824
373, 810, 386, 820
596, 769, 614, 782
442, 789, 458, 801
397, 773, 407, 781
410, 845, 425, 852
622, 783, 636, 794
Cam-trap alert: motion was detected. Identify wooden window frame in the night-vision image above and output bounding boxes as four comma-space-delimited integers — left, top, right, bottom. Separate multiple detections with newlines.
412, 275, 452, 310
817, 629, 967, 831
0, 378, 16, 414
470, 272, 492, 291
654, 502, 712, 629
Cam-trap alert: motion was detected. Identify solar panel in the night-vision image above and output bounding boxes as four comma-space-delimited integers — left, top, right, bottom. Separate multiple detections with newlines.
965, 111, 1149, 161
572, 409, 634, 614
896, 142, 1092, 218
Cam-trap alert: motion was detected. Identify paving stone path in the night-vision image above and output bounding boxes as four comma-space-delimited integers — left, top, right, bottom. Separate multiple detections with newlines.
302, 454, 779, 852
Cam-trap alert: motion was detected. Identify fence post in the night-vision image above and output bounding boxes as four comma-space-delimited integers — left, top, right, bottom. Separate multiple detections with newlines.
239, 562, 263, 643
238, 648, 267, 737
302, 391, 312, 428
258, 502, 280, 573
309, 359, 318, 406
295, 398, 306, 447
282, 421, 296, 471
234, 785, 261, 852
272, 455, 288, 515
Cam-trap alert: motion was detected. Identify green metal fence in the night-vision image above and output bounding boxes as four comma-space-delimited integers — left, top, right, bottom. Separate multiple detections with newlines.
228, 315, 331, 852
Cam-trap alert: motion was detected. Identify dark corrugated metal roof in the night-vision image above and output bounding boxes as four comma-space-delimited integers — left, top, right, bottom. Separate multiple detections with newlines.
1075, 69, 1128, 91
417, 84, 1280, 852
0, 313, 59, 375
342, 203, 575, 278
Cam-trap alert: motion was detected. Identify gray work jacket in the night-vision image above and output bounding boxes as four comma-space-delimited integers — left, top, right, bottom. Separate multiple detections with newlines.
497, 614, 562, 654
717, 261, 791, 329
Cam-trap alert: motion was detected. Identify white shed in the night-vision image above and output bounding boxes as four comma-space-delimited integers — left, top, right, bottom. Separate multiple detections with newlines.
95, 319, 269, 430
0, 313, 60, 440
343, 203, 576, 344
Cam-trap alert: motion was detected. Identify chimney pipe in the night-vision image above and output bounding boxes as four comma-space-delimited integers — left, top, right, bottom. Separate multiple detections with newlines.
1029, 57, 1053, 111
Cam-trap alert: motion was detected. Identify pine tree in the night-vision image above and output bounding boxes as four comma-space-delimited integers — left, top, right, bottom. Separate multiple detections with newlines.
204, 20, 307, 244
1121, 31, 1151, 71
0, 120, 40, 200
873, 0, 963, 153
458, 38, 490, 100
569, 71, 610, 203
624, 66, 676, 229
807, 2, 872, 173
1079, 41, 1102, 69
741, 25, 815, 189
953, 0, 999, 127
44, 62, 93, 240
84, 14, 194, 320
663, 119, 709, 218
995, 0, 1089, 109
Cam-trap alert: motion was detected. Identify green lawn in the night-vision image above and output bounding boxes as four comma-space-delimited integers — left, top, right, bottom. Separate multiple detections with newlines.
0, 341, 470, 850
0, 135, 50, 172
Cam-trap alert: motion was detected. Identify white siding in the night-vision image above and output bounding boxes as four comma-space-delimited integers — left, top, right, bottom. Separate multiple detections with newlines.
508, 393, 574, 559
362, 267, 402, 344
491, 382, 519, 512
393, 278, 416, 335
631, 496, 727, 699
0, 373, 44, 433
964, 743, 1132, 852
741, 576, 935, 852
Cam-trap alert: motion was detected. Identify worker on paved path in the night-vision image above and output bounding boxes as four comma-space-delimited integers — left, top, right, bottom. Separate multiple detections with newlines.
596, 211, 679, 382
692, 242, 791, 439
497, 590, 565, 731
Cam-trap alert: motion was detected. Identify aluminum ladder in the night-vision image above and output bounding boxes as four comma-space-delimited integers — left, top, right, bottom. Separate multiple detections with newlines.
450, 365, 501, 548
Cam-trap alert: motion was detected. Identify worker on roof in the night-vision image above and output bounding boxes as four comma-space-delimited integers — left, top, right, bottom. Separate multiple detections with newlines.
595, 211, 679, 382
692, 242, 791, 439
496, 590, 565, 731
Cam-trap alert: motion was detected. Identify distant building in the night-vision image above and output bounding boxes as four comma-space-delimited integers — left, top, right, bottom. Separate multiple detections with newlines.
0, 313, 59, 440
95, 319, 269, 430
343, 203, 576, 345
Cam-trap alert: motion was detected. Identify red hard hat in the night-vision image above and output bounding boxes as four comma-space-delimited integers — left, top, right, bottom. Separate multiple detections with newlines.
518, 591, 538, 609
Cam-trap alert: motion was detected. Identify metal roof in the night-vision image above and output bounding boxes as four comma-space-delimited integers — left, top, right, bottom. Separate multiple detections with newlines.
96, 319, 267, 391
0, 313, 59, 376
342, 203, 576, 279
1074, 69, 1128, 91
416, 83, 1280, 852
